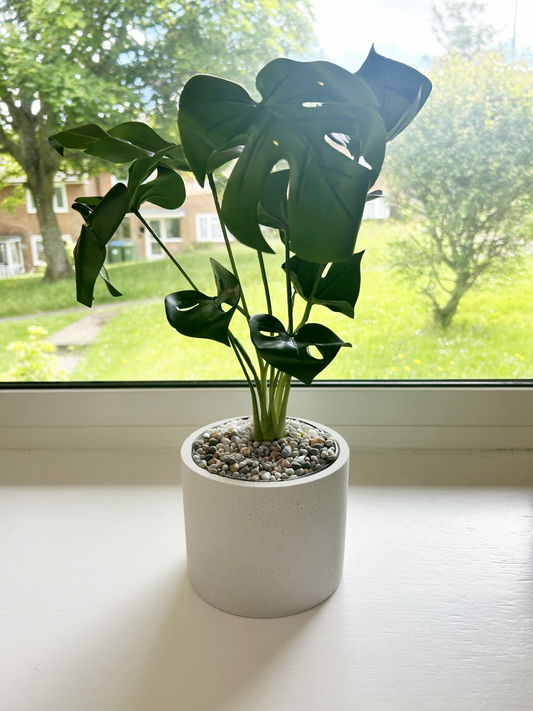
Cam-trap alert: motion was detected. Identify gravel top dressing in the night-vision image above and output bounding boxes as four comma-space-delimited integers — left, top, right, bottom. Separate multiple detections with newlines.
191, 417, 339, 482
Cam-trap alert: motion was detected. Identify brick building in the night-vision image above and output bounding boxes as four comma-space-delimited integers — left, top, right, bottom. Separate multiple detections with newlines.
0, 172, 389, 278
0, 172, 222, 277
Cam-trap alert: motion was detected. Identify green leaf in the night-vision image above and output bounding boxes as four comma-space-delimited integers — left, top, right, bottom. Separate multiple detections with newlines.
220, 59, 387, 261
99, 266, 123, 298
355, 46, 432, 141
73, 225, 107, 307
283, 251, 364, 318
129, 166, 186, 211
50, 124, 150, 163
178, 74, 257, 186
366, 189, 383, 202
107, 122, 175, 152
257, 169, 289, 231
249, 314, 351, 385
86, 183, 130, 249
165, 259, 240, 346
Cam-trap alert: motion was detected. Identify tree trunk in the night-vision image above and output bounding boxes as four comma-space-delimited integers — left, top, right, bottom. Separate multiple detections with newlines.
27, 174, 73, 282
432, 274, 470, 329
433, 300, 460, 328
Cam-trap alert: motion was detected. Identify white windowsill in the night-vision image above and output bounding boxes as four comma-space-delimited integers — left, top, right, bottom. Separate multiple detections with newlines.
0, 447, 532, 710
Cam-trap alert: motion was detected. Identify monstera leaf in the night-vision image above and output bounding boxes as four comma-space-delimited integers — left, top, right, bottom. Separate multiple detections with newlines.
165, 259, 241, 346
179, 58, 387, 262
50, 121, 241, 173
355, 46, 432, 141
71, 183, 129, 306
129, 164, 186, 212
283, 251, 364, 318
249, 314, 350, 385
257, 169, 289, 232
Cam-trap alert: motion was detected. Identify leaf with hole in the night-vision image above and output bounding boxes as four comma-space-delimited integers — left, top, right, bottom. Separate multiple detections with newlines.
179, 59, 387, 261
355, 46, 432, 141
165, 259, 241, 346
283, 251, 364, 318
249, 313, 351, 385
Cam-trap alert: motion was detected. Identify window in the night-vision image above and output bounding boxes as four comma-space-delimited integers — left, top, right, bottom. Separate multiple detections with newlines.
26, 185, 68, 214
0, 237, 24, 278
30, 235, 72, 267
144, 216, 182, 260
196, 214, 225, 242
1, 0, 532, 388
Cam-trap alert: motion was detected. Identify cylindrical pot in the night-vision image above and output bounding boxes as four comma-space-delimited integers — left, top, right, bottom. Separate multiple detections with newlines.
181, 417, 349, 618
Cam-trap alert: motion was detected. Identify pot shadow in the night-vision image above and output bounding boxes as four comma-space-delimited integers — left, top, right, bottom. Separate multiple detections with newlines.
21, 563, 321, 711
123, 567, 323, 711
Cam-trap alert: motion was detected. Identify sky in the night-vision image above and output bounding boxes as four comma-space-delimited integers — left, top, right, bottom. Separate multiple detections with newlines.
310, 0, 533, 71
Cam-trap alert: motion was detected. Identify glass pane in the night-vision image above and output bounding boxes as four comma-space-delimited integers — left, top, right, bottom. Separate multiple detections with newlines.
53, 186, 65, 210
1, 0, 532, 384
166, 219, 181, 239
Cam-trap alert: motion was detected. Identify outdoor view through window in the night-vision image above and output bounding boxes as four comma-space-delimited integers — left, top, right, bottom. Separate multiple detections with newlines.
0, 0, 531, 383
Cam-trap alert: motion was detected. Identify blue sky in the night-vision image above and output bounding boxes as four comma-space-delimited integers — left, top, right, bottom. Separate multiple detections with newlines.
310, 0, 532, 70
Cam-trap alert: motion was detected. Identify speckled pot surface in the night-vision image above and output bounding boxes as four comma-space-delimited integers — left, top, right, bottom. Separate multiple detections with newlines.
181, 417, 350, 618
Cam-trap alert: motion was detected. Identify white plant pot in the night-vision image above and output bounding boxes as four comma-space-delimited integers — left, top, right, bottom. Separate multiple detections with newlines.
181, 417, 350, 618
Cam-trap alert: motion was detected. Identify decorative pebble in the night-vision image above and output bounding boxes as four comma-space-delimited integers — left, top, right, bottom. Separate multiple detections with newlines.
192, 418, 338, 483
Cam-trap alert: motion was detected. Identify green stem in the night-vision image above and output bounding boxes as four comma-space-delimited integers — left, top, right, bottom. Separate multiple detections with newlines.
229, 333, 260, 431
296, 264, 325, 331
257, 251, 273, 315
135, 211, 199, 290
207, 173, 250, 319
284, 233, 293, 334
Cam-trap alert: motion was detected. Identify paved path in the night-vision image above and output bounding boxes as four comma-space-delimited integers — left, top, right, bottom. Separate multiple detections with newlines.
0, 298, 160, 375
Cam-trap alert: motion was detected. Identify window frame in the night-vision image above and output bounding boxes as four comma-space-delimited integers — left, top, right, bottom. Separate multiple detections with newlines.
30, 234, 72, 267
0, 381, 531, 452
26, 185, 69, 214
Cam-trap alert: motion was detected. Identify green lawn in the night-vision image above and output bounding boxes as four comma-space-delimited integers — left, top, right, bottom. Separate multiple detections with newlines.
74, 222, 533, 381
0, 313, 84, 374
1, 221, 532, 381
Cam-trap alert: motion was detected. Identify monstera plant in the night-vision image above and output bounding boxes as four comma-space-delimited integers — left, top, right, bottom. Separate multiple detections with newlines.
50, 47, 431, 441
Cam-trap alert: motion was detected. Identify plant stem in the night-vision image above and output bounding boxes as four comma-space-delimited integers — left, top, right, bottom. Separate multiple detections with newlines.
229, 333, 260, 430
257, 251, 273, 315
296, 264, 325, 331
207, 172, 250, 319
284, 232, 293, 334
135, 211, 199, 290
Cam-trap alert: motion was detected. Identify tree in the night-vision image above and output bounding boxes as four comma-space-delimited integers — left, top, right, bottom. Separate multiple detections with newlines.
432, 0, 496, 57
0, 0, 316, 281
384, 49, 533, 328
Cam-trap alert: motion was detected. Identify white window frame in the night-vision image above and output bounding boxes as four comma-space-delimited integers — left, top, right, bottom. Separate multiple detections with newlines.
30, 234, 72, 267
140, 209, 185, 260
26, 185, 69, 214
196, 213, 230, 242
0, 236, 24, 277
0, 386, 531, 452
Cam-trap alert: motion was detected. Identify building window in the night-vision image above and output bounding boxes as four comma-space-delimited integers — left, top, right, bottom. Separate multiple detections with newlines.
26, 185, 69, 214
0, 237, 24, 278
30, 235, 72, 267
196, 214, 226, 242
145, 217, 182, 260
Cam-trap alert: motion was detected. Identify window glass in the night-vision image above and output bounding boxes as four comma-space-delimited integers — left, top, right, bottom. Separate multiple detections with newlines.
1, 0, 532, 384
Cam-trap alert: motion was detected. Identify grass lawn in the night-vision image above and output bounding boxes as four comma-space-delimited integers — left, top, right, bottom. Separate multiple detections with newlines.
0, 313, 84, 375
71, 221, 533, 381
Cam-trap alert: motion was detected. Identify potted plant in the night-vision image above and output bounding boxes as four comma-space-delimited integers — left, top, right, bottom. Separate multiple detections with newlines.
51, 47, 431, 618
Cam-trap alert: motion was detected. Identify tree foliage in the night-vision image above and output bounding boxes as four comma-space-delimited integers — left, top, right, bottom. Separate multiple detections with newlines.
384, 50, 533, 328
0, 0, 317, 280
432, 0, 496, 57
